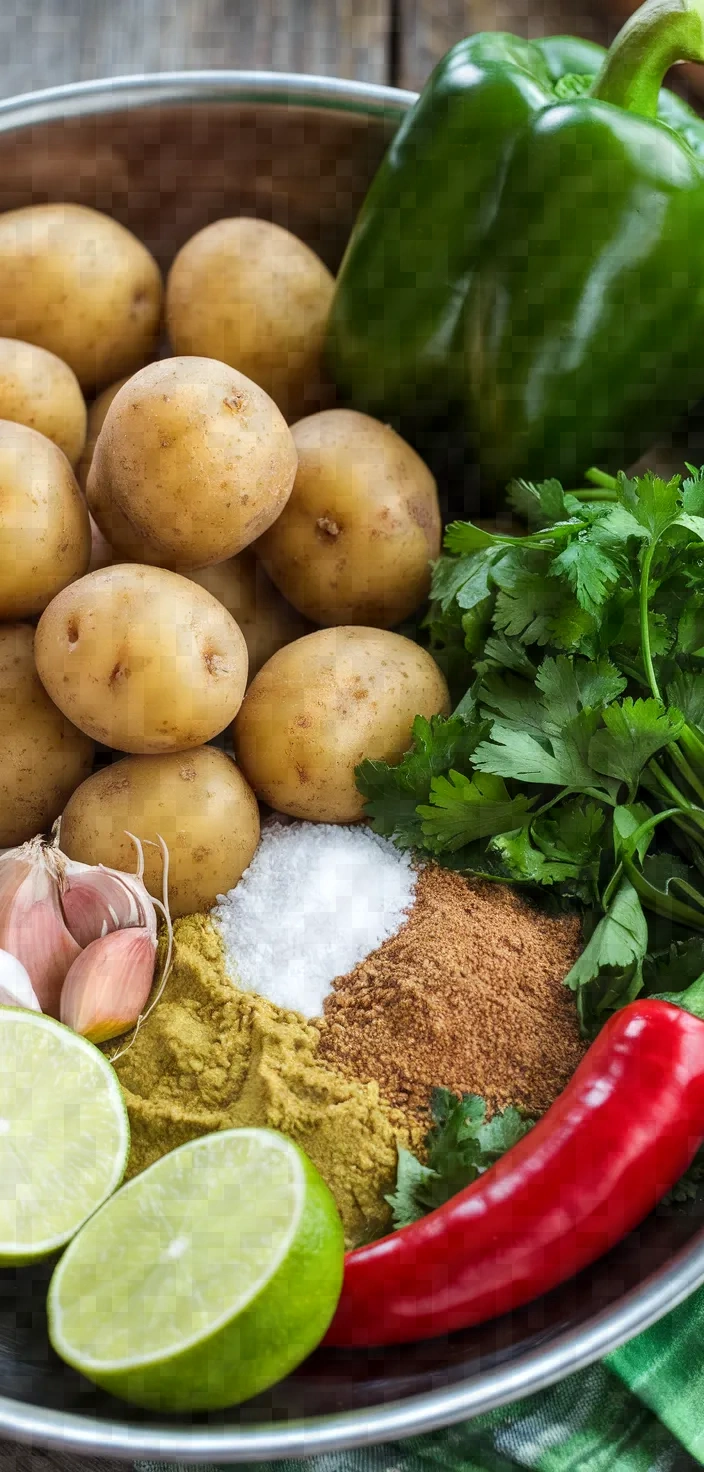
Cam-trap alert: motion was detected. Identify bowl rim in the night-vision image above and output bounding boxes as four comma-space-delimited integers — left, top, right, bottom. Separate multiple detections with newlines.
0, 67, 703, 1463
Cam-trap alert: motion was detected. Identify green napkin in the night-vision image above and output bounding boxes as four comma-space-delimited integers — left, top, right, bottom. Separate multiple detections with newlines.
137, 1284, 704, 1472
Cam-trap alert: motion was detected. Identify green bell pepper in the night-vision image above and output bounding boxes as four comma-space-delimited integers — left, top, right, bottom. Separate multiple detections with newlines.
327, 0, 704, 492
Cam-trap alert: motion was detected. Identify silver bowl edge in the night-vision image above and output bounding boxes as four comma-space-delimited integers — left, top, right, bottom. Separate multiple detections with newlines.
0, 68, 701, 1462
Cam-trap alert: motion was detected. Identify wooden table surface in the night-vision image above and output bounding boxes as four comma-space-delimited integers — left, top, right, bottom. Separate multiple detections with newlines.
0, 0, 611, 1469
0, 0, 615, 98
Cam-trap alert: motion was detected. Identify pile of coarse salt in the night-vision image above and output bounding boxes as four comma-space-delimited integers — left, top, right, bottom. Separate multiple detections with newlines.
212, 821, 417, 1018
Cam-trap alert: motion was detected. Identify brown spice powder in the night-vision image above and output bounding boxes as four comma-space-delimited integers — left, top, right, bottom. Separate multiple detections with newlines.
318, 864, 586, 1121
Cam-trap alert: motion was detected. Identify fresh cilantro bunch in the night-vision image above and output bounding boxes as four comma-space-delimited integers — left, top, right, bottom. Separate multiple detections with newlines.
358, 466, 704, 1036
386, 1089, 533, 1229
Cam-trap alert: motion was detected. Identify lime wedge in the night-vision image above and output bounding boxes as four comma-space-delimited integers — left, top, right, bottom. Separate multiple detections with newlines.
47, 1127, 345, 1411
0, 1008, 129, 1264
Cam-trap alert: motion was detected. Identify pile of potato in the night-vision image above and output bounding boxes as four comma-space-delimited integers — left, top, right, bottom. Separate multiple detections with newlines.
0, 202, 449, 914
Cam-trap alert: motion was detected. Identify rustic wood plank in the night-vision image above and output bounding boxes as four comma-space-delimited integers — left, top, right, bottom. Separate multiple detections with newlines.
0, 0, 392, 100
398, 0, 614, 92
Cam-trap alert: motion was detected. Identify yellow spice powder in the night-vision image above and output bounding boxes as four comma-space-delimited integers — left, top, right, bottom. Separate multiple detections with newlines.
113, 914, 417, 1247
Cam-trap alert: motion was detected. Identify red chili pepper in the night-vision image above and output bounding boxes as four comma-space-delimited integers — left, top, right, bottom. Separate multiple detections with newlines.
324, 999, 704, 1347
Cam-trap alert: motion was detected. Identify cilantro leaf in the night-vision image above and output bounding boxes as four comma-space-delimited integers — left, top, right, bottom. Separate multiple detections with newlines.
588, 699, 684, 801
479, 670, 547, 740
490, 798, 606, 900
384, 1148, 438, 1231
534, 655, 626, 730
507, 476, 581, 528
682, 469, 704, 514
493, 565, 590, 648
676, 602, 704, 657
534, 797, 606, 865
431, 550, 495, 615
490, 824, 584, 887
550, 536, 621, 619
443, 522, 506, 554
666, 671, 704, 729
476, 632, 538, 678
386, 1090, 533, 1229
356, 713, 490, 848
564, 879, 648, 1035
474, 709, 611, 796
418, 770, 535, 852
617, 471, 683, 540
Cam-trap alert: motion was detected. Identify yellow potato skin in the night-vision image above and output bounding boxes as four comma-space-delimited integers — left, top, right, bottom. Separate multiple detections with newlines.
0, 420, 90, 620
166, 217, 335, 423
0, 339, 87, 467
188, 551, 308, 681
87, 357, 298, 569
77, 375, 131, 491
0, 623, 94, 847
34, 564, 249, 755
256, 409, 442, 628
0, 204, 162, 391
60, 747, 260, 918
234, 626, 450, 823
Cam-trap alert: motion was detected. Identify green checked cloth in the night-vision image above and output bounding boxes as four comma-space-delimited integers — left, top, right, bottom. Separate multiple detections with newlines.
138, 1283, 704, 1472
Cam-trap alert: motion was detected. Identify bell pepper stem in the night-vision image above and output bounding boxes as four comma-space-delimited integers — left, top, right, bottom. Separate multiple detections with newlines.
590, 0, 704, 118
653, 971, 704, 1019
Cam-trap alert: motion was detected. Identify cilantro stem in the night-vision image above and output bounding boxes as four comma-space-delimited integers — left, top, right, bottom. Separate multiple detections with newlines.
647, 759, 695, 813
586, 468, 619, 491
572, 489, 618, 503
640, 540, 661, 701
668, 744, 704, 807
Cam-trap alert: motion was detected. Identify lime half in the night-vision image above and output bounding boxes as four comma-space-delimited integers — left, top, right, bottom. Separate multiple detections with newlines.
0, 1008, 129, 1264
47, 1127, 345, 1411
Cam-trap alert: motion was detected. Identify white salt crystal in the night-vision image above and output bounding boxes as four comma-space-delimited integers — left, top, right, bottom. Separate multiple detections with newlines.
213, 821, 416, 1017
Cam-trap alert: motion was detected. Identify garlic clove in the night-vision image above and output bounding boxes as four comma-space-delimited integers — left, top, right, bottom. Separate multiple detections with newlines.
60, 927, 156, 1045
0, 840, 81, 1018
0, 947, 41, 1011
59, 859, 157, 949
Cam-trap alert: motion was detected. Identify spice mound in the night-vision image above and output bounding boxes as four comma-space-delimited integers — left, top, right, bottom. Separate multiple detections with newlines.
113, 914, 417, 1248
212, 820, 417, 1016
318, 865, 585, 1120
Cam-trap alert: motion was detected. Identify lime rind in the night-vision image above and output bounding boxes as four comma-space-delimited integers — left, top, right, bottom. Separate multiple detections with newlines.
0, 1008, 130, 1263
49, 1128, 306, 1370
47, 1127, 345, 1411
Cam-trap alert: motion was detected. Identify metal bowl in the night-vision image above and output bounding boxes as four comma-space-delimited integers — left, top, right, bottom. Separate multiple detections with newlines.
0, 71, 703, 1465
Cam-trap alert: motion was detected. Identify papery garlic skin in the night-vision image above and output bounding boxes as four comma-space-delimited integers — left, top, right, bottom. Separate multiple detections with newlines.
59, 926, 156, 1044
0, 840, 80, 1017
57, 856, 157, 949
0, 947, 40, 1010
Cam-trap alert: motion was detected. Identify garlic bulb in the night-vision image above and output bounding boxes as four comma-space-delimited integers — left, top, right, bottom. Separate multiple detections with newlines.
0, 947, 40, 1011
0, 840, 80, 1016
59, 928, 156, 1044
57, 855, 157, 948
0, 830, 172, 1050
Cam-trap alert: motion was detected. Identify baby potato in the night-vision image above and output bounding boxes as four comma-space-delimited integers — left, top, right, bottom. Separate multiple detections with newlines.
0, 204, 162, 391
60, 747, 260, 918
87, 514, 114, 573
34, 564, 248, 755
87, 357, 298, 569
166, 217, 335, 423
0, 339, 87, 466
77, 375, 131, 491
0, 623, 94, 847
0, 420, 90, 620
256, 409, 442, 627
189, 550, 308, 681
234, 625, 450, 823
